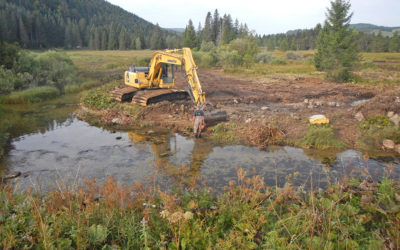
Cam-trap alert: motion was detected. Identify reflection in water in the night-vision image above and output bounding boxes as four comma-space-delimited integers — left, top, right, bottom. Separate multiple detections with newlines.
1, 99, 399, 192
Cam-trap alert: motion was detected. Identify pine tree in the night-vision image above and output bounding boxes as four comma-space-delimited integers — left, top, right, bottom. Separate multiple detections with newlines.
389, 31, 400, 52
202, 12, 213, 42
182, 20, 197, 48
314, 0, 358, 82
211, 9, 220, 44
108, 23, 117, 50
118, 27, 127, 50
150, 24, 165, 49
279, 40, 288, 51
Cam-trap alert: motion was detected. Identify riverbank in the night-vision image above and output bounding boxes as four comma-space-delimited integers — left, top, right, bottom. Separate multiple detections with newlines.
78, 68, 400, 154
1, 169, 399, 249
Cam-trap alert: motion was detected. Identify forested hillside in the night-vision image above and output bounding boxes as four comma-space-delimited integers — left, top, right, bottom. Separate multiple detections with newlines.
258, 24, 400, 52
0, 0, 181, 49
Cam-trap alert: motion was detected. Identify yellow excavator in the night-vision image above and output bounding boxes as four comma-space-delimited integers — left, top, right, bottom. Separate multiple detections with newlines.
111, 48, 204, 106
110, 47, 226, 123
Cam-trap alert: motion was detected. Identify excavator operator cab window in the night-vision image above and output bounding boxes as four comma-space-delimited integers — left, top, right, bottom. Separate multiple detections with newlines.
161, 64, 173, 83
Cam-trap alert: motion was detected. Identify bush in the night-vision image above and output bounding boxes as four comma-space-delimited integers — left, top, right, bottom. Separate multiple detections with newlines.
299, 124, 346, 150
35, 51, 78, 92
255, 52, 274, 64
200, 41, 217, 52
358, 115, 400, 148
286, 51, 304, 60
193, 51, 218, 68
212, 123, 237, 143
0, 86, 60, 104
82, 88, 116, 110
0, 105, 8, 158
0, 66, 17, 94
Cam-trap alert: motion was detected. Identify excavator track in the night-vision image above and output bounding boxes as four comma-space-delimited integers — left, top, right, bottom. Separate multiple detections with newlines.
132, 89, 189, 106
110, 87, 138, 102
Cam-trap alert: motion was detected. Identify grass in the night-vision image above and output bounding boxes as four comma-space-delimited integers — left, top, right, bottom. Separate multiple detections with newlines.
298, 124, 347, 150
81, 82, 118, 110
358, 115, 400, 150
212, 122, 237, 143
1, 169, 399, 249
0, 86, 60, 104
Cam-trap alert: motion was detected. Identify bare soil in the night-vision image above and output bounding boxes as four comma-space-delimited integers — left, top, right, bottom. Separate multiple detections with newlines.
80, 69, 400, 149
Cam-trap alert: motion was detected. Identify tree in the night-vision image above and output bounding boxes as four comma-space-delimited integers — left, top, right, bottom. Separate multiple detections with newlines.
150, 24, 166, 49
314, 0, 358, 82
182, 20, 198, 48
211, 9, 220, 44
389, 31, 400, 52
202, 12, 213, 42
279, 40, 289, 51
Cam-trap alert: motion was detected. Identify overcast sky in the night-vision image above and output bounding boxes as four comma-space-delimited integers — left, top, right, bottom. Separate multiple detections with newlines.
107, 0, 400, 35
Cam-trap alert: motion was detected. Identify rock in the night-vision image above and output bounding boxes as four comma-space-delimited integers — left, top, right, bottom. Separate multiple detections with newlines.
245, 118, 252, 123
168, 115, 173, 118
250, 100, 254, 104
315, 101, 322, 106
180, 104, 185, 112
261, 106, 268, 110
354, 112, 365, 122
387, 111, 395, 118
147, 130, 155, 135
304, 99, 309, 103
383, 139, 395, 150
390, 114, 400, 126
394, 144, 400, 154
327, 101, 336, 107
111, 118, 122, 125
233, 99, 239, 104
115, 136, 122, 140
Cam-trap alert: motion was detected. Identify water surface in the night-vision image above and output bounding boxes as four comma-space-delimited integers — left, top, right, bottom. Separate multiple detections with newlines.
1, 98, 399, 192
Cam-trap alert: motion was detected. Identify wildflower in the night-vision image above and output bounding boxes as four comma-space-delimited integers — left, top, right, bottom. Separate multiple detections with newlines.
160, 210, 170, 219
183, 211, 193, 220
168, 211, 184, 224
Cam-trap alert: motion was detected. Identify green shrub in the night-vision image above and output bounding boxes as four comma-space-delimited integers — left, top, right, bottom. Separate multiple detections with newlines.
82, 88, 116, 110
35, 51, 78, 92
193, 51, 218, 68
358, 115, 400, 148
200, 41, 217, 52
212, 123, 237, 143
255, 52, 274, 64
299, 124, 346, 150
286, 51, 304, 60
0, 86, 60, 104
0, 105, 8, 158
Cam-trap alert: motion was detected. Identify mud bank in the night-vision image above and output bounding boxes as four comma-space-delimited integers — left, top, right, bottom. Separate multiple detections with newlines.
78, 69, 400, 152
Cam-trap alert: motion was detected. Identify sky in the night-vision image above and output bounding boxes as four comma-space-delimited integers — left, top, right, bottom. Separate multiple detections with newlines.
107, 0, 400, 35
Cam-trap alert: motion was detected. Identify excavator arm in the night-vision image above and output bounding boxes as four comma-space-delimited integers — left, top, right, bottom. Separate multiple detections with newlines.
146, 48, 206, 105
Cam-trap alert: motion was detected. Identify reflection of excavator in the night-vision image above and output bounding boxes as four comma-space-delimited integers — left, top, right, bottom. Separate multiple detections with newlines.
111, 48, 205, 106
128, 131, 213, 188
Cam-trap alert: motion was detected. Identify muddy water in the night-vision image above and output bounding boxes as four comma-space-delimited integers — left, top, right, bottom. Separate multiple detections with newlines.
1, 98, 399, 192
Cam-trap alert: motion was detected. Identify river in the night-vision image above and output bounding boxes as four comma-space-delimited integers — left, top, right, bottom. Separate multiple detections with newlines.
1, 95, 399, 192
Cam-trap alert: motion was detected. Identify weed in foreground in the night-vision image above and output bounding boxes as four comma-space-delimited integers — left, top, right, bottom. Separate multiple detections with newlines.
358, 115, 400, 150
299, 124, 347, 150
1, 168, 399, 249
